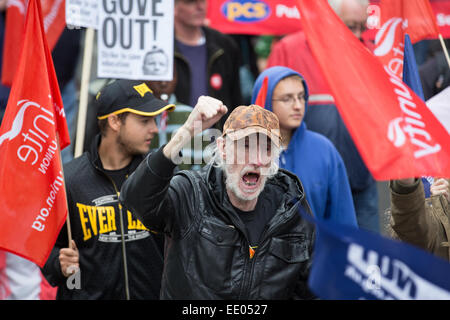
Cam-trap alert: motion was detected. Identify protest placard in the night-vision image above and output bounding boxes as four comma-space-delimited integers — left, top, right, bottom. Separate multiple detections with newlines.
98, 0, 174, 81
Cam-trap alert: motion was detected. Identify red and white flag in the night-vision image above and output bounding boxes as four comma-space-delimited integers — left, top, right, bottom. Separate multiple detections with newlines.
2, 0, 66, 86
373, 0, 440, 78
297, 0, 450, 180
0, 250, 57, 300
0, 0, 70, 267
254, 76, 268, 108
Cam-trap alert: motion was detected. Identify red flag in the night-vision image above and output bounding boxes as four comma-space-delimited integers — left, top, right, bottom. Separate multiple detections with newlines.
298, 0, 450, 180
254, 76, 268, 108
373, 0, 440, 78
207, 0, 450, 38
2, 0, 66, 86
0, 0, 70, 267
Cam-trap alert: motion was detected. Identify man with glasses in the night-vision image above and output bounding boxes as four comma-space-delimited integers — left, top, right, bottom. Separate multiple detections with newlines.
328, 0, 370, 43
252, 66, 357, 227
266, 0, 379, 233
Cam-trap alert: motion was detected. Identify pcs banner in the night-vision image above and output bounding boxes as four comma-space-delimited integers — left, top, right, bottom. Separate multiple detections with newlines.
207, 0, 302, 35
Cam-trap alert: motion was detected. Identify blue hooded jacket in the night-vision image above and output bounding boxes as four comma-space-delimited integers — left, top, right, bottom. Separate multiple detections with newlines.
251, 66, 357, 226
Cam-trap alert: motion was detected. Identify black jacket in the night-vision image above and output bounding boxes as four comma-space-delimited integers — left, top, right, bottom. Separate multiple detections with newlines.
120, 148, 316, 299
175, 26, 243, 130
42, 135, 164, 299
419, 51, 450, 100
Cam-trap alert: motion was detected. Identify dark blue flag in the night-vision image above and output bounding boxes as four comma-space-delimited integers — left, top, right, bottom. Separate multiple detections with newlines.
402, 34, 425, 100
300, 208, 450, 300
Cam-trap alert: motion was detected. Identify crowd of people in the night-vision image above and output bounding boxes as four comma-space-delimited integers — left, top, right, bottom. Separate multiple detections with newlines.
0, 0, 449, 300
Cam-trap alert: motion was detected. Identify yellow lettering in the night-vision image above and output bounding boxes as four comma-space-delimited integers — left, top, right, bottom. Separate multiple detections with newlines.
135, 219, 148, 231
227, 3, 241, 21
226, 2, 267, 21
242, 3, 253, 18
253, 3, 266, 18
127, 210, 148, 231
127, 210, 136, 229
106, 207, 116, 232
86, 206, 98, 236
98, 207, 108, 233
77, 204, 120, 239
77, 203, 92, 241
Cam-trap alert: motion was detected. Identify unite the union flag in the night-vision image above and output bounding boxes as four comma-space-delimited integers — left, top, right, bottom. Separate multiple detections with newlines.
297, 0, 450, 180
0, 0, 70, 267
373, 0, 440, 78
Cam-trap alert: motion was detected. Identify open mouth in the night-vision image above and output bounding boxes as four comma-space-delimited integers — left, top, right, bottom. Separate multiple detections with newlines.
242, 172, 260, 187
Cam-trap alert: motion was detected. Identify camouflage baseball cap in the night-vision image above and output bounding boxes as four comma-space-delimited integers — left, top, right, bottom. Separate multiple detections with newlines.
223, 105, 281, 147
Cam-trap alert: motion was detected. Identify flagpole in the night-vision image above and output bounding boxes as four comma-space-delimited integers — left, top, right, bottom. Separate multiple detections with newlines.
74, 28, 95, 158
56, 135, 73, 247
438, 34, 450, 69
65, 193, 73, 247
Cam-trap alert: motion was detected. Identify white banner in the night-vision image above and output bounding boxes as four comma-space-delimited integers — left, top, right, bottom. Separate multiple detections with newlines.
97, 0, 174, 81
65, 0, 99, 29
426, 87, 450, 135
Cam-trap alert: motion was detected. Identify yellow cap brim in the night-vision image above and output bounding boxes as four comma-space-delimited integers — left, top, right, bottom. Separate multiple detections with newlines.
97, 104, 175, 120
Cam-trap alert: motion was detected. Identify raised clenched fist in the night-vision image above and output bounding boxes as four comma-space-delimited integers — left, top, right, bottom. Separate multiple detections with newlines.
184, 96, 228, 136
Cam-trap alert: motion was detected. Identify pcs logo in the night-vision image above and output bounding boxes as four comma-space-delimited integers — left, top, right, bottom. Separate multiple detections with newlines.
221, 0, 270, 23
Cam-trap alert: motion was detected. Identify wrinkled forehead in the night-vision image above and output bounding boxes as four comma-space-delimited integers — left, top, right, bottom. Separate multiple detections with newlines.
226, 132, 274, 148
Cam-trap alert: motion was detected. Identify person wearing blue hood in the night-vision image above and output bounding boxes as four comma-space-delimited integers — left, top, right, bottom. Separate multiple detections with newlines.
251, 66, 357, 226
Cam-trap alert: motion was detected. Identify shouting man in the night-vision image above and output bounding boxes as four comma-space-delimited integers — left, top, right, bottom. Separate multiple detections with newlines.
120, 96, 315, 299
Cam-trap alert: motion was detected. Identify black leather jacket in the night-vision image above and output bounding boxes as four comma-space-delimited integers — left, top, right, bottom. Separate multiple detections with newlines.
120, 148, 316, 299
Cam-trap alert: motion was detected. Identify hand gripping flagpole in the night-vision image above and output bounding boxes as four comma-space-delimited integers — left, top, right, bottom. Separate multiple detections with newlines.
74, 27, 95, 158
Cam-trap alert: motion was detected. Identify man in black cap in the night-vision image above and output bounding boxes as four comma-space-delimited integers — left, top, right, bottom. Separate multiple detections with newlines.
42, 80, 174, 300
